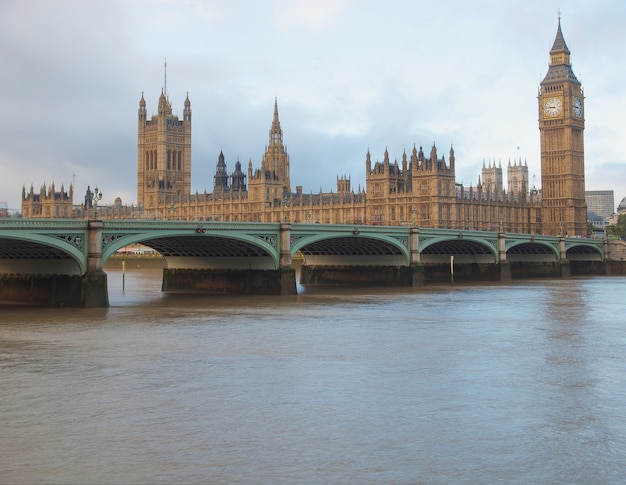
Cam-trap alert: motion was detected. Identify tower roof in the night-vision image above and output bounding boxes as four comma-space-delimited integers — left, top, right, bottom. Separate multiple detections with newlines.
542, 18, 580, 86
550, 18, 570, 56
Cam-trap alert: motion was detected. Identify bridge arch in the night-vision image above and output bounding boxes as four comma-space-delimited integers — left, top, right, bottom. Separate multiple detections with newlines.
291, 232, 410, 266
565, 241, 604, 261
505, 240, 559, 262
0, 233, 85, 275
101, 229, 280, 270
419, 235, 498, 263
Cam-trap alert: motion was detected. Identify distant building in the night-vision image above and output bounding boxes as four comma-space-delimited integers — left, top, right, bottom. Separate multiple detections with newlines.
607, 195, 625, 226
586, 190, 614, 226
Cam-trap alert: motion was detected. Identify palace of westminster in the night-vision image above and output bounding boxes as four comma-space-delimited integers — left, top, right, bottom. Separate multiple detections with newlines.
22, 20, 588, 237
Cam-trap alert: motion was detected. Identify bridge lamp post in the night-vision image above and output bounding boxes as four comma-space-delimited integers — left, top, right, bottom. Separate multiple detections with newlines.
168, 203, 176, 220
560, 220, 564, 237
410, 206, 418, 227
499, 214, 504, 233
282, 197, 290, 223
92, 187, 103, 219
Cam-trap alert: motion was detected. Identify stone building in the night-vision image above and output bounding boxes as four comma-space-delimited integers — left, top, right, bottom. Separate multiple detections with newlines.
538, 18, 587, 236
22, 20, 587, 236
137, 89, 192, 210
21, 182, 73, 218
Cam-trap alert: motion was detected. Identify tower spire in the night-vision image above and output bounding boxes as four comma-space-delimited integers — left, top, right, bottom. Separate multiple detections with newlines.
269, 97, 282, 146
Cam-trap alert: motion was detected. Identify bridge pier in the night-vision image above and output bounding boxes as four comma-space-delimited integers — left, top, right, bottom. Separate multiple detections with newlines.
83, 220, 109, 307
498, 232, 512, 281
0, 274, 81, 306
410, 227, 425, 286
162, 268, 296, 295
81, 271, 109, 307
299, 265, 413, 287
279, 223, 297, 295
499, 261, 512, 281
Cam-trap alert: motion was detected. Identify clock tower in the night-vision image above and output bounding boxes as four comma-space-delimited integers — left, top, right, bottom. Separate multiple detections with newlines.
539, 18, 587, 236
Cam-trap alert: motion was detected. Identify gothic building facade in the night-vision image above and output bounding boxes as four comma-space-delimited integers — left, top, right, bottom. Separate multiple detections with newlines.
22, 20, 587, 236
21, 182, 73, 218
137, 89, 192, 209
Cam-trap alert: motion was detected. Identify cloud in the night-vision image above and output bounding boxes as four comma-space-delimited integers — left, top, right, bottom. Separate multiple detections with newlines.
272, 0, 351, 29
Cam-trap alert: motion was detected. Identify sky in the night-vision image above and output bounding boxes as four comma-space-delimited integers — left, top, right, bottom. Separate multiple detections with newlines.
2, 0, 626, 213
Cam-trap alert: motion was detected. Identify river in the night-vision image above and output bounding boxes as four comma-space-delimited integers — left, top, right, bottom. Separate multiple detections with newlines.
1, 266, 625, 484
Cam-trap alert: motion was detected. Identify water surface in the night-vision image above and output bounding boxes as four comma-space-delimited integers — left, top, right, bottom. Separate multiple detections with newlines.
1, 269, 625, 484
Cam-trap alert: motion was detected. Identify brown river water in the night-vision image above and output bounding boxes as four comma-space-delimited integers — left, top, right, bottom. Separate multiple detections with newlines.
1, 264, 625, 484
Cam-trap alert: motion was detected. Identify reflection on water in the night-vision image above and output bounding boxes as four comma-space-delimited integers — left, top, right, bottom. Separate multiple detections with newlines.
1, 269, 626, 484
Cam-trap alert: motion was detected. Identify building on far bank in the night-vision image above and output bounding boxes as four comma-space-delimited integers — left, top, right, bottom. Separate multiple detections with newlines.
21, 182, 73, 218
22, 20, 588, 236
586, 190, 615, 227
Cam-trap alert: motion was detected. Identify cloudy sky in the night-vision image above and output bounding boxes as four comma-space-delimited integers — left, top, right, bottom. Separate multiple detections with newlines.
2, 0, 626, 212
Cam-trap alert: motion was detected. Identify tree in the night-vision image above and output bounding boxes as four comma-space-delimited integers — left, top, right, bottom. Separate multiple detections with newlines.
607, 214, 626, 240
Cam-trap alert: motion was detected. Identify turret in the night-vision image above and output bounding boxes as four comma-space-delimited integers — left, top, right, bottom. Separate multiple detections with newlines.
230, 159, 247, 192
138, 92, 147, 122
184, 92, 191, 122
213, 150, 229, 193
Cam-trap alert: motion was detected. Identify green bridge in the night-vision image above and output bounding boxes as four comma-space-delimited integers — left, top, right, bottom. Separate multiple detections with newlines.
0, 219, 607, 307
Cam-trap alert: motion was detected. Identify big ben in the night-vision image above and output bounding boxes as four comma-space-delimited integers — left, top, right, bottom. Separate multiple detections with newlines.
539, 18, 587, 236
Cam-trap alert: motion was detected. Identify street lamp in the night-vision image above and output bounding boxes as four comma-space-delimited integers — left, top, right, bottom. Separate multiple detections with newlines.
410, 206, 418, 227
168, 203, 176, 220
92, 186, 103, 218
282, 197, 290, 223
559, 220, 564, 237
499, 214, 504, 233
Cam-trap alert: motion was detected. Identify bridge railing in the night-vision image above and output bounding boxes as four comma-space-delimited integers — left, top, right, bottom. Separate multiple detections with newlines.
0, 219, 89, 229
103, 220, 282, 231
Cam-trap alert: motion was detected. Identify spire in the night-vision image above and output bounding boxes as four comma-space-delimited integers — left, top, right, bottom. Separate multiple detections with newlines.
184, 91, 191, 121
217, 150, 226, 170
550, 17, 570, 57
543, 16, 579, 85
269, 97, 283, 146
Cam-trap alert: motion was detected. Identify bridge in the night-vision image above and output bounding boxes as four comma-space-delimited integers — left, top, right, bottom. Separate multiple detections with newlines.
0, 219, 606, 307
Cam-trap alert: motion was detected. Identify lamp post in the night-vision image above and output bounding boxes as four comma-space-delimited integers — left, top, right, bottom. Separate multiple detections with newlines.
282, 197, 290, 223
92, 186, 103, 219
168, 203, 176, 220
410, 206, 418, 227
560, 220, 564, 237
499, 214, 504, 233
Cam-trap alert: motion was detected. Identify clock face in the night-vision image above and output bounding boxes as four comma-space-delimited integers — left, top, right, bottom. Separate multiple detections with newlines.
573, 97, 583, 118
544, 97, 562, 117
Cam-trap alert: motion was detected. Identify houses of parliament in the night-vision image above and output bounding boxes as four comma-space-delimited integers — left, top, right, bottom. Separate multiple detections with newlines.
22, 20, 587, 237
